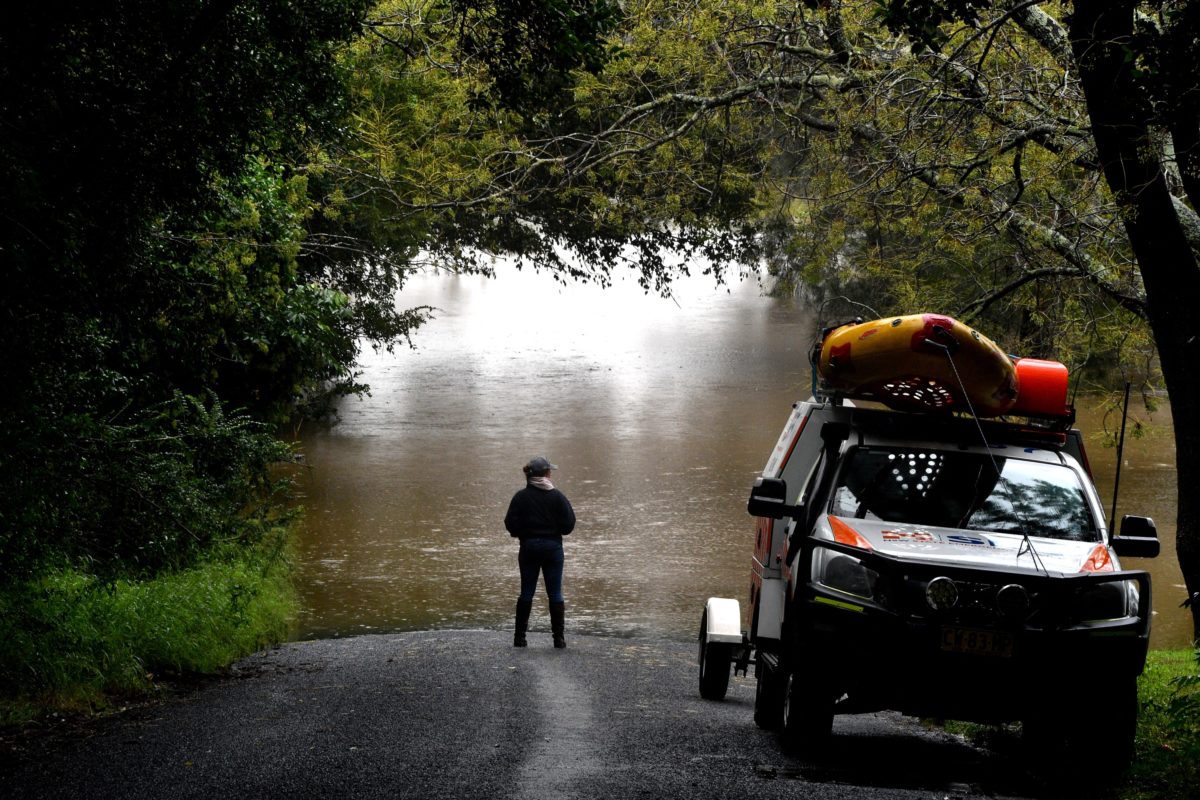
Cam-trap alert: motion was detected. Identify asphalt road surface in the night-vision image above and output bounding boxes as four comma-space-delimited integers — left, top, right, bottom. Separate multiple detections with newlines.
2, 631, 1086, 800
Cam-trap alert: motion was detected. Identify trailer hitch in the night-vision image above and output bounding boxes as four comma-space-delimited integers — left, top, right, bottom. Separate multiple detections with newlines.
733, 633, 754, 677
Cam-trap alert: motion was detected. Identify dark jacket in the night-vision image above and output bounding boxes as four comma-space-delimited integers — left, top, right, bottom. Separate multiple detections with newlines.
504, 485, 575, 541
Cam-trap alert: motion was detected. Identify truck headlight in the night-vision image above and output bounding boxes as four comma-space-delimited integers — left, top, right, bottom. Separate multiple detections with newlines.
813, 547, 882, 602
1072, 580, 1133, 622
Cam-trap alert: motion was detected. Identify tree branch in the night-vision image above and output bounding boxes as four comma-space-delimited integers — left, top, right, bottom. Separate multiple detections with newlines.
958, 266, 1080, 320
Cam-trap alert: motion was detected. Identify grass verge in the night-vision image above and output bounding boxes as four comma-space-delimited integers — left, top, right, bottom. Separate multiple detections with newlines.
1124, 648, 1200, 800
0, 532, 296, 725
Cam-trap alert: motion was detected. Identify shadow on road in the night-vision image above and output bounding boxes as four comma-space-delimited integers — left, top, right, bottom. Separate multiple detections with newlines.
752, 720, 1108, 800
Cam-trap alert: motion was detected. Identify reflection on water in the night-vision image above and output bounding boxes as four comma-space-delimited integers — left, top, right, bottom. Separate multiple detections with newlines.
293, 265, 1189, 649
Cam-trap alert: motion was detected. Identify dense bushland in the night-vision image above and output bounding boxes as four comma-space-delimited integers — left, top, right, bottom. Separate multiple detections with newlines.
0, 0, 375, 713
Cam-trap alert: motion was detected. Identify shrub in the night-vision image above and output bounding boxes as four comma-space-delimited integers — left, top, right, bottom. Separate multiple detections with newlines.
0, 534, 296, 720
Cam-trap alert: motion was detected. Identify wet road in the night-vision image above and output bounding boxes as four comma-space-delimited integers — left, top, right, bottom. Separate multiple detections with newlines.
3, 631, 1082, 800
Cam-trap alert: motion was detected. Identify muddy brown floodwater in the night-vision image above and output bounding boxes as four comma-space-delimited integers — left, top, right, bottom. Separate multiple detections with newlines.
291, 263, 1191, 650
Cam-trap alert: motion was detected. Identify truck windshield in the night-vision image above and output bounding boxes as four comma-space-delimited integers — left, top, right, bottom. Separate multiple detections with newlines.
830, 447, 1098, 541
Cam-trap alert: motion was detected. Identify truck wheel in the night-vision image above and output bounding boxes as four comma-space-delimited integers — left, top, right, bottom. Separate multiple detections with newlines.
781, 668, 833, 752
1067, 676, 1138, 768
754, 657, 786, 730
1020, 710, 1059, 761
698, 610, 732, 701
1105, 676, 1139, 769
1024, 676, 1137, 771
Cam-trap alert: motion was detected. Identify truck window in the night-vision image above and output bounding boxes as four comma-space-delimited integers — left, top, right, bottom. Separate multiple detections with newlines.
830, 447, 1098, 541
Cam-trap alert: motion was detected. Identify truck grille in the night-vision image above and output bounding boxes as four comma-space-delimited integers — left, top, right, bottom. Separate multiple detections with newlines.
898, 574, 1037, 627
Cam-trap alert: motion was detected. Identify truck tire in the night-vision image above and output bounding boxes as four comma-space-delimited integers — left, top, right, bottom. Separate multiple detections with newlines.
1068, 675, 1138, 767
754, 655, 786, 730
698, 610, 732, 701
1104, 675, 1139, 769
1024, 675, 1137, 771
781, 667, 833, 751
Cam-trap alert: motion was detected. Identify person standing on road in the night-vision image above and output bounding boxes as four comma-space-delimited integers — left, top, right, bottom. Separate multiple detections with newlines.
504, 456, 575, 649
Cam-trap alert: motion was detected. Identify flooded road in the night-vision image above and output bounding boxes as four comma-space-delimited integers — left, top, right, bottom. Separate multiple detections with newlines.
292, 263, 1190, 649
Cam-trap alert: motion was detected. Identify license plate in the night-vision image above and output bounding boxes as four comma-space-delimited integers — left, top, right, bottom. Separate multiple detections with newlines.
941, 626, 1013, 657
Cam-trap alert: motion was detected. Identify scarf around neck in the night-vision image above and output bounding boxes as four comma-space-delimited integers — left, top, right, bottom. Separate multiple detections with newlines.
528, 476, 555, 491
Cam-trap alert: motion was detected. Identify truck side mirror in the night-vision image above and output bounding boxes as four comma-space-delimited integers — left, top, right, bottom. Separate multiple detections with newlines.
1112, 515, 1160, 558
747, 477, 798, 519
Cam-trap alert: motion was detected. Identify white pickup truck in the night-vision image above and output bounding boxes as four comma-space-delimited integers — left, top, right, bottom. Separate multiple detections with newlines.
698, 397, 1160, 765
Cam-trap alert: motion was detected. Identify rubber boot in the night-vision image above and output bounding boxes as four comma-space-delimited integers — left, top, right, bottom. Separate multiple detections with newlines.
514, 600, 533, 647
550, 602, 566, 649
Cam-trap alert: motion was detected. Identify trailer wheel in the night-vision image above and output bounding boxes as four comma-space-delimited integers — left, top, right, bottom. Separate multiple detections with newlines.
698, 610, 732, 701
753, 657, 786, 730
781, 667, 833, 751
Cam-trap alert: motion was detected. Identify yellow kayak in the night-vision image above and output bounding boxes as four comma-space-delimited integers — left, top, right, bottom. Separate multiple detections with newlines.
814, 314, 1019, 416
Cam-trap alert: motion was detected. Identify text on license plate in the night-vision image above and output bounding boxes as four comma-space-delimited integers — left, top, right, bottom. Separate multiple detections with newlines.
941, 626, 1013, 657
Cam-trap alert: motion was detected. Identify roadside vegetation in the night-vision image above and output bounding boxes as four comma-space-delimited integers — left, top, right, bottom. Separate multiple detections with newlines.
0, 538, 295, 725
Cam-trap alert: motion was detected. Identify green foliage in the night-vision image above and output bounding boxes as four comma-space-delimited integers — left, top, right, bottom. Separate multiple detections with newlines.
451, 0, 623, 116
334, 0, 1159, 386
873, 0, 986, 51
0, 392, 293, 579
1124, 649, 1200, 799
1167, 647, 1200, 735
0, 536, 296, 717
0, 2, 379, 582
0, 0, 371, 273
302, 0, 646, 302
734, 2, 1155, 385
332, 0, 772, 292
167, 159, 375, 421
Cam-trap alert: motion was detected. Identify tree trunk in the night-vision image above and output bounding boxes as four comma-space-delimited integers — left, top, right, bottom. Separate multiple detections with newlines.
1068, 1, 1200, 641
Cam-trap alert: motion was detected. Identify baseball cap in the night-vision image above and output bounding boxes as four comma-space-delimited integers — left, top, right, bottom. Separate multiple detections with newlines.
525, 456, 558, 472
